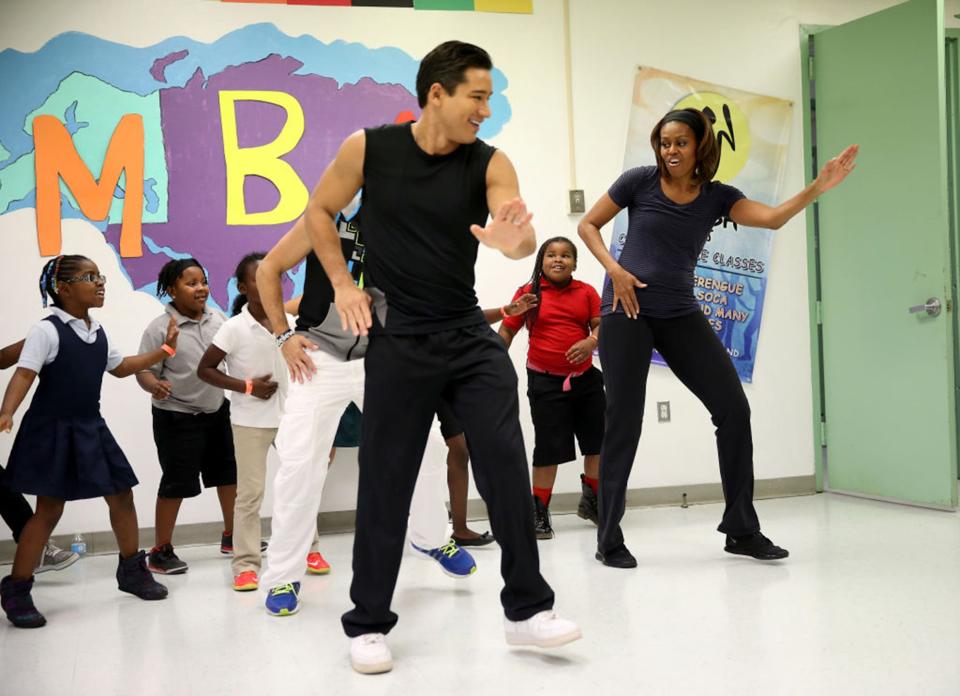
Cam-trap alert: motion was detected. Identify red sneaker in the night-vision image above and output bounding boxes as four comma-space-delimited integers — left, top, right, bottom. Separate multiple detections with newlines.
305, 552, 331, 575
233, 570, 259, 592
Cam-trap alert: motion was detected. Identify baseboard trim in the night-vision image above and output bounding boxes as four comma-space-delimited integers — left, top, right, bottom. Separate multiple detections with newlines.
0, 475, 815, 562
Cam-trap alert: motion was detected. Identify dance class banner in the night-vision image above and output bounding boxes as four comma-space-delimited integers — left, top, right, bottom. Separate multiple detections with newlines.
0, 24, 513, 312
609, 67, 792, 383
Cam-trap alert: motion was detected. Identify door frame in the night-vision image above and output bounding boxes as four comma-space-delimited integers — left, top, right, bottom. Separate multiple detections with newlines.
800, 21, 960, 499
947, 29, 960, 468
799, 25, 830, 492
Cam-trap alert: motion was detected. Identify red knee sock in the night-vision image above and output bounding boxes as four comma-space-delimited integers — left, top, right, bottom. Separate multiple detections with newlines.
583, 475, 599, 494
532, 486, 553, 507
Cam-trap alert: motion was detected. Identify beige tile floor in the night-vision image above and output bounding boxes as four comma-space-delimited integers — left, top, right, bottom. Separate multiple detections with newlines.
2, 493, 959, 695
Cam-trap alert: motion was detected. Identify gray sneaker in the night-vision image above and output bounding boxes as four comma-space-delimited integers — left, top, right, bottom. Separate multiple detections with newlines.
147, 544, 188, 575
35, 542, 80, 574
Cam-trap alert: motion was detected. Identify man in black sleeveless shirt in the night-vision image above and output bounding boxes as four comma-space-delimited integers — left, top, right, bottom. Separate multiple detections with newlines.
256, 213, 480, 614
301, 41, 581, 673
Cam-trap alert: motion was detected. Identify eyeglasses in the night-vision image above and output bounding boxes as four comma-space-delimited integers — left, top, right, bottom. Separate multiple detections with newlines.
63, 273, 106, 284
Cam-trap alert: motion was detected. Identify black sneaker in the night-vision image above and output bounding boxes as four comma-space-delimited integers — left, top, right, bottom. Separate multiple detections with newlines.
533, 495, 554, 540
0, 575, 46, 628
724, 533, 789, 560
220, 533, 267, 556
595, 545, 637, 569
451, 531, 496, 547
117, 551, 169, 600
577, 475, 599, 525
148, 543, 189, 574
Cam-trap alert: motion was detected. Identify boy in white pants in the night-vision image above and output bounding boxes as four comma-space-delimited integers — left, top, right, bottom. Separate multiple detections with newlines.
257, 214, 476, 616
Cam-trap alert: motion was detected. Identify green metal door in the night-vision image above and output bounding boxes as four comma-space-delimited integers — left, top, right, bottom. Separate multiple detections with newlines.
947, 28, 959, 474
811, 0, 958, 507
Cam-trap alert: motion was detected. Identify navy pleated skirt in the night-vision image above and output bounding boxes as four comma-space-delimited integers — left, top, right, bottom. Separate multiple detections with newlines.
4, 410, 138, 501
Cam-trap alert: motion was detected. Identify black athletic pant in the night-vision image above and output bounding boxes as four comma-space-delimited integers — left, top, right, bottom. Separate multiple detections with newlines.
342, 323, 555, 637
0, 464, 33, 542
597, 311, 760, 553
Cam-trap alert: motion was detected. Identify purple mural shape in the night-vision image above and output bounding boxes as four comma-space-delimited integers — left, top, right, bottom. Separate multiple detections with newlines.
150, 50, 189, 83
107, 53, 420, 307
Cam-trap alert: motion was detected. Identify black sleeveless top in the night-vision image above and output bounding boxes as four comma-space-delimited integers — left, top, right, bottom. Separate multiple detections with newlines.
295, 212, 368, 360
360, 123, 496, 334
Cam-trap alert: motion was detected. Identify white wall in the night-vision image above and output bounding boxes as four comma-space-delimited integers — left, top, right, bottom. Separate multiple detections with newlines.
0, 0, 936, 539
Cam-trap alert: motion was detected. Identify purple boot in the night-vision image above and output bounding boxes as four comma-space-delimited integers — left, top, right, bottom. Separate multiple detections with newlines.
117, 551, 168, 600
1, 575, 46, 628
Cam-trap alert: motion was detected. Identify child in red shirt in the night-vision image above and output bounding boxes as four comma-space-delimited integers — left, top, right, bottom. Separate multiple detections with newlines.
500, 237, 604, 540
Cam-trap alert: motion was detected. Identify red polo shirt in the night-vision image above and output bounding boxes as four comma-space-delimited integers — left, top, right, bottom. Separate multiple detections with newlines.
502, 277, 601, 374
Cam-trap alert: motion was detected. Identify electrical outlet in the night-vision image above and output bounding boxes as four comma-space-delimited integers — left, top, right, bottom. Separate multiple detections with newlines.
568, 189, 585, 214
657, 401, 671, 423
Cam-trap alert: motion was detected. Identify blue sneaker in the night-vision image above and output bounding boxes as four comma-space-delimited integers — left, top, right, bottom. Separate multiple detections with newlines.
410, 539, 477, 579
265, 582, 301, 616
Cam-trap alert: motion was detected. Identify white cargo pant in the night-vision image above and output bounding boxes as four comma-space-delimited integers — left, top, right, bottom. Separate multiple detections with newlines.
261, 349, 449, 591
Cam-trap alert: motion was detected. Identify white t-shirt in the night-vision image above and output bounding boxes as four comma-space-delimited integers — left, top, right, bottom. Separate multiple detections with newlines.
18, 307, 124, 373
211, 306, 293, 429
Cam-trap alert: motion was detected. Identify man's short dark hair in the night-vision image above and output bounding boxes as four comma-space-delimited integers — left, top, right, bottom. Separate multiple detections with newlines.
416, 41, 492, 108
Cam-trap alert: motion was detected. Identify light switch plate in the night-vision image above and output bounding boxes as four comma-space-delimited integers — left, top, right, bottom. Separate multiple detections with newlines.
569, 189, 585, 214
657, 401, 670, 423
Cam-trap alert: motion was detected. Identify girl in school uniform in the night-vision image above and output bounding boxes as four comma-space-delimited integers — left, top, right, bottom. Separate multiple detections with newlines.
499, 237, 604, 540
136, 258, 237, 575
0, 255, 174, 628
197, 253, 330, 592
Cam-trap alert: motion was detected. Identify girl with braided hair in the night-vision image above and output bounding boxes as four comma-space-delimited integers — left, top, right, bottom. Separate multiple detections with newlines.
0, 255, 177, 628
498, 237, 604, 541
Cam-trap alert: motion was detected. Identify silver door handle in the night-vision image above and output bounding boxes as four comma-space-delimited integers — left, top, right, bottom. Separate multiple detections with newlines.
908, 298, 941, 317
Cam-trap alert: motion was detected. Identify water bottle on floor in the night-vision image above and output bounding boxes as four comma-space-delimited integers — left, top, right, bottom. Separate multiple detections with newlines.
70, 533, 87, 556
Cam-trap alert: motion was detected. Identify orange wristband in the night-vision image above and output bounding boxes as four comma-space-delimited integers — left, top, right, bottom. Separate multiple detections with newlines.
161, 343, 176, 357
244, 379, 254, 395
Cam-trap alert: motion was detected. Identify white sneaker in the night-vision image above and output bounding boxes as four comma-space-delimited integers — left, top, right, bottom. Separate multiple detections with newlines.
350, 633, 393, 674
35, 542, 80, 574
504, 610, 582, 648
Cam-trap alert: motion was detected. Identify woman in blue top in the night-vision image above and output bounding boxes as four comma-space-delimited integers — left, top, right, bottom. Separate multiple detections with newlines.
578, 108, 857, 568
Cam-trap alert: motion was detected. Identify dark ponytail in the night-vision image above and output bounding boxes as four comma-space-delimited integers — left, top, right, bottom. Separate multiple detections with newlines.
230, 252, 266, 316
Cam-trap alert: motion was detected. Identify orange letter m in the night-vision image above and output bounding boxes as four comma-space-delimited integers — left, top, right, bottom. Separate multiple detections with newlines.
33, 114, 144, 258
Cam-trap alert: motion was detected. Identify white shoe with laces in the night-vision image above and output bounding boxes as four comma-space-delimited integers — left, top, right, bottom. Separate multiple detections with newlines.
35, 542, 80, 574
350, 633, 393, 674
504, 610, 582, 648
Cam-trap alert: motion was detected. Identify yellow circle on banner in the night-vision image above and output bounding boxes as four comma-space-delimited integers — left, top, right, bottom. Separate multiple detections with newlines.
673, 92, 751, 183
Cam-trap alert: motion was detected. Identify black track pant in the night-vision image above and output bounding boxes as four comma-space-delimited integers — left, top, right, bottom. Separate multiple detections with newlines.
597, 311, 760, 553
0, 464, 33, 542
341, 323, 555, 637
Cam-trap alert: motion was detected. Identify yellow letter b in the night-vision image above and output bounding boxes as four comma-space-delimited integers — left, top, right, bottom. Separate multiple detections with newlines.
219, 91, 308, 225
